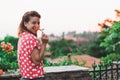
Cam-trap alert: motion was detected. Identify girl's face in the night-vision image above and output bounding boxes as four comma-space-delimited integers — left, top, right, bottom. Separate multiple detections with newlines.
24, 16, 40, 35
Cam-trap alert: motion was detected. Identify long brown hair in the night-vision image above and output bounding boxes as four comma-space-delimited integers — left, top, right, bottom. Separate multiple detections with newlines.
18, 11, 41, 37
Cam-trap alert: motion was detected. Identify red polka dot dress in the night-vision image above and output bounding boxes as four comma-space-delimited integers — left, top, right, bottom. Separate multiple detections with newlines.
18, 32, 44, 79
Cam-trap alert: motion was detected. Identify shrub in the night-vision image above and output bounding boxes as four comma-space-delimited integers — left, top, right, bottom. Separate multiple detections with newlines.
0, 41, 18, 71
49, 39, 80, 58
0, 50, 18, 71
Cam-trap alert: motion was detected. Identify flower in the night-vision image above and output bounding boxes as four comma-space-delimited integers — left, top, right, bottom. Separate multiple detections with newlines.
98, 18, 113, 30
35, 26, 44, 33
1, 42, 14, 53
0, 69, 4, 75
1, 42, 6, 51
35, 26, 40, 31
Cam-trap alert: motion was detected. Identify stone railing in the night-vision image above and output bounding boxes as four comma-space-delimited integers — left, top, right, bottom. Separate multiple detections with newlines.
0, 66, 91, 80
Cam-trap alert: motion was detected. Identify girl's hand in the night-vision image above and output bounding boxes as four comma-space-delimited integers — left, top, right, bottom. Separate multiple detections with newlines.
41, 33, 49, 44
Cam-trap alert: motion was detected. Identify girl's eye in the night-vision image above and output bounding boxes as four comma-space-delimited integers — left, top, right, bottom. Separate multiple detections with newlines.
32, 22, 40, 25
32, 22, 36, 24
38, 22, 40, 25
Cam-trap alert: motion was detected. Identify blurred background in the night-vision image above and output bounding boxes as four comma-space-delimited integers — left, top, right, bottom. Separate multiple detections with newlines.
0, 0, 120, 71
0, 0, 120, 38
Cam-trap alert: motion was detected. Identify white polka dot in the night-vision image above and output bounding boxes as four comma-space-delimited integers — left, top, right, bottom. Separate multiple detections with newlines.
38, 70, 40, 73
29, 66, 32, 69
34, 43, 36, 46
22, 62, 24, 64
26, 52, 28, 55
38, 46, 41, 49
25, 70, 26, 73
26, 57, 28, 60
30, 36, 32, 39
20, 57, 22, 60
27, 68, 29, 71
30, 77, 32, 79
27, 74, 30, 76
24, 42, 26, 45
32, 63, 35, 66
30, 41, 33, 43
24, 54, 26, 56
36, 74, 38, 76
27, 40, 29, 44
31, 45, 33, 48
33, 74, 36, 76
26, 46, 28, 48
28, 50, 31, 53
24, 48, 26, 51
26, 37, 28, 40
25, 76, 27, 78
24, 59, 26, 62
32, 69, 35, 71
30, 72, 32, 74
22, 40, 25, 42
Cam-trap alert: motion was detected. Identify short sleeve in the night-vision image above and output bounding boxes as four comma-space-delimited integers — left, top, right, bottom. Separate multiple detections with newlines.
26, 34, 40, 55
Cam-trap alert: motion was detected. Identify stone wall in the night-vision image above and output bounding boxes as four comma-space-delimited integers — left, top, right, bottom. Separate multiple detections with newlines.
0, 66, 91, 80
43, 66, 91, 80
44, 71, 91, 80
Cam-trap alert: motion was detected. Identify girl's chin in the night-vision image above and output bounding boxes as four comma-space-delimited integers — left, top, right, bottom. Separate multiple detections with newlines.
33, 32, 37, 35
31, 31, 37, 35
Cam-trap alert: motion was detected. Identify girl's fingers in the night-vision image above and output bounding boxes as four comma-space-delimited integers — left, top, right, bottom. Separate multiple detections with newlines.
42, 34, 48, 40
42, 33, 45, 37
45, 35, 48, 38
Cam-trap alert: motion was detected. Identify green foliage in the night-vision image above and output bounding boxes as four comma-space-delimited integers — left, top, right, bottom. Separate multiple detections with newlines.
80, 33, 108, 58
100, 21, 120, 54
43, 57, 82, 67
49, 39, 80, 58
0, 50, 18, 71
101, 53, 120, 65
86, 40, 107, 57
82, 21, 120, 58
78, 28, 112, 58
43, 53, 86, 67
90, 53, 120, 75
0, 35, 18, 71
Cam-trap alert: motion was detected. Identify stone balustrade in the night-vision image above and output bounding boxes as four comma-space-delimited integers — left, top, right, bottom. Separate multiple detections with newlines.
0, 65, 91, 80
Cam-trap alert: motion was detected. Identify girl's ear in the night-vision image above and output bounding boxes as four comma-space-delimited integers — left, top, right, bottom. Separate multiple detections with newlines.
24, 22, 28, 27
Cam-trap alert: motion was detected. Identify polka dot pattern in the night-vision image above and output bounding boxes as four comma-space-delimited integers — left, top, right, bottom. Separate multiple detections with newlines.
18, 32, 44, 79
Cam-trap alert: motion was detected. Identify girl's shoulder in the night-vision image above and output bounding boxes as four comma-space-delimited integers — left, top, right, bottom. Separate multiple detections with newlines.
23, 32, 37, 39
20, 32, 37, 42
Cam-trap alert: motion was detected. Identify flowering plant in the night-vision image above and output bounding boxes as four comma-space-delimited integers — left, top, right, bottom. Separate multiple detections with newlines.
0, 41, 18, 71
1, 42, 14, 53
98, 18, 113, 30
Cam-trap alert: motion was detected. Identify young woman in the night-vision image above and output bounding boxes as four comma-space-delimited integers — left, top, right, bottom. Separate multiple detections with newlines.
17, 11, 48, 80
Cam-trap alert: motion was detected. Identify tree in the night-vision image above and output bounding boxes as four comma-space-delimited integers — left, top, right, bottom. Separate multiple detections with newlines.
100, 21, 120, 54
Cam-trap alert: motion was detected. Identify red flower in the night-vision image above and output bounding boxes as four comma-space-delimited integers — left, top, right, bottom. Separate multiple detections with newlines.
35, 26, 44, 33
35, 26, 40, 31
98, 18, 113, 30
0, 69, 4, 75
1, 42, 14, 53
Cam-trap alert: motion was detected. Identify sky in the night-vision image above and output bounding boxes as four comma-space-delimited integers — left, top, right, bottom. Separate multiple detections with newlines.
0, 0, 120, 39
